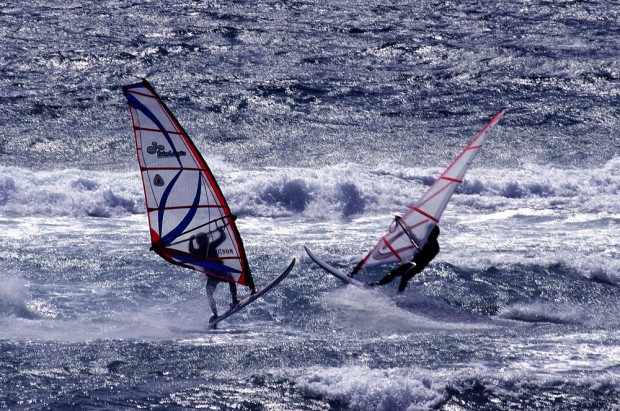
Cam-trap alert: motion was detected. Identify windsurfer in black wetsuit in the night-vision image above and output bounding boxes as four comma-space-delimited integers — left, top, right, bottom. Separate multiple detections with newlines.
369, 225, 440, 292
189, 226, 241, 322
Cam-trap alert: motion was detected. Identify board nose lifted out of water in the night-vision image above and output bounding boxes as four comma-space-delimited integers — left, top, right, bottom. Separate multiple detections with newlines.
306, 109, 506, 286
122, 79, 295, 327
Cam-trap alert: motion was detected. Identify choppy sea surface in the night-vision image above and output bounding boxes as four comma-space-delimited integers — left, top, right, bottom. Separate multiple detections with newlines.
1, 1, 620, 410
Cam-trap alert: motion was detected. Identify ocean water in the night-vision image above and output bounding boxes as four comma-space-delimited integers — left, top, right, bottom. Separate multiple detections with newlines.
1, 1, 620, 410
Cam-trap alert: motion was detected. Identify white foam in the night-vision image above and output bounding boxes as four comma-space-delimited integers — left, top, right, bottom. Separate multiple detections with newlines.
287, 348, 620, 411
496, 301, 587, 325
0, 275, 35, 319
2, 157, 620, 220
292, 365, 444, 411
323, 287, 495, 331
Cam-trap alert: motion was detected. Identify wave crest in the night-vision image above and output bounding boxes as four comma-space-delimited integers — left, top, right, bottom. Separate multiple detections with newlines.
2, 158, 620, 218
259, 178, 311, 213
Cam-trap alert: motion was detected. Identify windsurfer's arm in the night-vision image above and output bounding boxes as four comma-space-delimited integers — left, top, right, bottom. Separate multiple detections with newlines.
188, 236, 198, 254
210, 227, 227, 249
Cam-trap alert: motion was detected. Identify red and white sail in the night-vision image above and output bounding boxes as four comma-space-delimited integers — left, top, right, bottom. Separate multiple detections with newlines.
123, 80, 253, 285
358, 109, 506, 269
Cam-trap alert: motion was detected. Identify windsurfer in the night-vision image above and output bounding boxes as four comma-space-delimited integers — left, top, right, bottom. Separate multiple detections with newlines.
189, 227, 240, 322
369, 225, 440, 292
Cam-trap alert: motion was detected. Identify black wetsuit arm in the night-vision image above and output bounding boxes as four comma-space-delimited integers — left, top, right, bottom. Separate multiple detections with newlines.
188, 237, 199, 255
412, 239, 439, 269
210, 228, 227, 249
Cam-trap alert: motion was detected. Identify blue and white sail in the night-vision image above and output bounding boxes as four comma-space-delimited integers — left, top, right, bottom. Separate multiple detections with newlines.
123, 80, 253, 285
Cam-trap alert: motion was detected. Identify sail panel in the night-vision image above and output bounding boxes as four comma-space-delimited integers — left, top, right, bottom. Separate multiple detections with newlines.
123, 80, 252, 285
141, 169, 221, 210
134, 127, 202, 170
360, 109, 506, 269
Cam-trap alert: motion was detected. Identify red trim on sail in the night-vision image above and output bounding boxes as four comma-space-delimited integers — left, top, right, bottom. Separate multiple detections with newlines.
147, 204, 225, 212
410, 206, 439, 222
134, 125, 184, 135
439, 176, 462, 183
382, 237, 403, 262
141, 166, 202, 171
435, 109, 506, 183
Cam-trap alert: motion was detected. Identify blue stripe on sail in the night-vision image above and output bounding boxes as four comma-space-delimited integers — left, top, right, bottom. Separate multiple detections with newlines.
159, 172, 202, 246
172, 252, 241, 274
157, 170, 182, 244
124, 87, 182, 167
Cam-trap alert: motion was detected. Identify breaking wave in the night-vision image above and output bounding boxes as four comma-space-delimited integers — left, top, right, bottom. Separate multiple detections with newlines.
496, 302, 585, 325
287, 363, 620, 411
0, 276, 38, 320
1, 157, 619, 219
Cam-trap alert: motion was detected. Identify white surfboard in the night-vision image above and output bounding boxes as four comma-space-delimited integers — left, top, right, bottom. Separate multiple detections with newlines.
304, 247, 368, 289
209, 259, 296, 328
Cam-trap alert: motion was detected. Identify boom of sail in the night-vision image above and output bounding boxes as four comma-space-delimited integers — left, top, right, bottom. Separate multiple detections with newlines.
123, 80, 252, 285
357, 109, 506, 270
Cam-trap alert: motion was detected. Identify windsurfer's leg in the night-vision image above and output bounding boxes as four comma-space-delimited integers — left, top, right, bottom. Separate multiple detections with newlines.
348, 261, 363, 278
397, 275, 409, 292
229, 281, 240, 307
397, 266, 421, 293
246, 274, 256, 295
377, 262, 413, 285
206, 276, 219, 319
369, 272, 398, 287
376, 273, 396, 285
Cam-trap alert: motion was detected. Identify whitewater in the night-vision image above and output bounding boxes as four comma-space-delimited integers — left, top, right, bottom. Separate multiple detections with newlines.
1, 1, 620, 410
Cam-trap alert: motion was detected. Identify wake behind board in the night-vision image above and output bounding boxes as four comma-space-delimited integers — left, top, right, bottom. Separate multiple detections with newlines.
304, 246, 367, 289
209, 259, 296, 328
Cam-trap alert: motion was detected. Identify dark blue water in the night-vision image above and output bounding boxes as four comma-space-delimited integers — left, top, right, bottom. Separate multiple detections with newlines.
1, 1, 620, 410
2, 0, 619, 169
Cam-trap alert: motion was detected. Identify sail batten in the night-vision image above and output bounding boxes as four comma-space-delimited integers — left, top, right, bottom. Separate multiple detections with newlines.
123, 79, 252, 285
147, 205, 228, 212
440, 177, 462, 183
359, 109, 506, 269
134, 126, 185, 135
140, 167, 203, 172
410, 206, 439, 222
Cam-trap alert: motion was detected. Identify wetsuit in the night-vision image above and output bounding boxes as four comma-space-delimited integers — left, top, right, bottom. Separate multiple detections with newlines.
189, 227, 238, 316
374, 225, 440, 292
